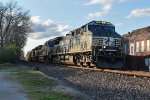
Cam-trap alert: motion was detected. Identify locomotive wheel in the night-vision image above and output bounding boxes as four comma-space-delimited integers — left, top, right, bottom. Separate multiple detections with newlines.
86, 62, 91, 68
76, 58, 80, 66
73, 55, 77, 65
80, 62, 83, 67
45, 57, 50, 64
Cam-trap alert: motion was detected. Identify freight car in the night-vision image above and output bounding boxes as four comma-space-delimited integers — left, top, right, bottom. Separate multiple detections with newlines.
28, 21, 123, 69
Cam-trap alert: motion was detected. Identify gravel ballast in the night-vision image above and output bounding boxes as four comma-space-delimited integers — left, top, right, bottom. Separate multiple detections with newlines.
22, 62, 150, 100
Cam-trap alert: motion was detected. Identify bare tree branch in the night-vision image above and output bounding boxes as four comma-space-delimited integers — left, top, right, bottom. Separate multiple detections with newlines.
0, 1, 32, 48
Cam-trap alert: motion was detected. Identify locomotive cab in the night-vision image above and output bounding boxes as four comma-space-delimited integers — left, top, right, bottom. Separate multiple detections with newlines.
87, 21, 123, 68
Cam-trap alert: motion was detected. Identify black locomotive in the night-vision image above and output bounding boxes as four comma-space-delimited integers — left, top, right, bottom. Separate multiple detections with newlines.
27, 21, 123, 69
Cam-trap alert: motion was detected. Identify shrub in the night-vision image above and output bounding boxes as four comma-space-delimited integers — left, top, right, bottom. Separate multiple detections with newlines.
0, 45, 20, 63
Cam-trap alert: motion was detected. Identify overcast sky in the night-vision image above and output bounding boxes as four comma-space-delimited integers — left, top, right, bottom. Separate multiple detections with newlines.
1, 0, 150, 55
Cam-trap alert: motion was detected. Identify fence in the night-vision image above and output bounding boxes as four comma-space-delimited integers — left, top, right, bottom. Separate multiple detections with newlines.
124, 55, 149, 70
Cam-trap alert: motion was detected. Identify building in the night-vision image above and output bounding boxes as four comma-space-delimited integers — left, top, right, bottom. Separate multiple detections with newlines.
123, 26, 150, 56
122, 26, 150, 70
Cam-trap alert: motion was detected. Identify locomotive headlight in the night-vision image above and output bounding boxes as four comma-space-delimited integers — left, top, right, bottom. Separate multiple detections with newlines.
103, 45, 106, 48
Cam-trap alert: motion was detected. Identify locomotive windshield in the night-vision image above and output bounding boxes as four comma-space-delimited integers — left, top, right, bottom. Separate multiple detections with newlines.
87, 24, 121, 38
88, 25, 115, 32
47, 40, 54, 47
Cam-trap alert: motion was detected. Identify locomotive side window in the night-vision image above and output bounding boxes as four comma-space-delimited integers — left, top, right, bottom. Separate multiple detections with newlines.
72, 31, 75, 36
81, 26, 86, 32
83, 26, 86, 32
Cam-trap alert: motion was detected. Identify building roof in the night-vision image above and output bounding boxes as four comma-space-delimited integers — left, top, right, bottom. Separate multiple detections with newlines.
122, 26, 150, 38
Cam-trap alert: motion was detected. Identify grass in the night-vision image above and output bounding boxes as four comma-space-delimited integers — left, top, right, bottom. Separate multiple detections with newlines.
0, 64, 74, 100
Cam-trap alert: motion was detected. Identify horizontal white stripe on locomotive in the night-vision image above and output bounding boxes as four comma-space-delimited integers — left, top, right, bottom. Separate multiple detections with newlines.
92, 36, 120, 46
92, 36, 121, 41
99, 49, 118, 51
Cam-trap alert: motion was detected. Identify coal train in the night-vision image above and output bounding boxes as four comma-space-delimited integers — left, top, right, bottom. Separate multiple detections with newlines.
27, 21, 123, 69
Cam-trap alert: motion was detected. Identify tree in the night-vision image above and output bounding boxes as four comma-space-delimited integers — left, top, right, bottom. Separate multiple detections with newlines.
0, 1, 32, 48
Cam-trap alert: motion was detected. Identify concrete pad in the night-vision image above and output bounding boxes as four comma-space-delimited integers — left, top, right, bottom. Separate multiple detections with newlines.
0, 72, 28, 100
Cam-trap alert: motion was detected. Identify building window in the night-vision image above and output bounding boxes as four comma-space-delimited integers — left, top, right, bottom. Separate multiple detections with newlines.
147, 40, 150, 51
130, 42, 134, 55
136, 41, 139, 52
131, 46, 133, 55
141, 40, 144, 52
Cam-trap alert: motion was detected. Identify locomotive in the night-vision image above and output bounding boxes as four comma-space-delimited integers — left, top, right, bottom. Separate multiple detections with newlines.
27, 21, 123, 69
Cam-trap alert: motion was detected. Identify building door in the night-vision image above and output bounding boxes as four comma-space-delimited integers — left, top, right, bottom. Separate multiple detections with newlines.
130, 43, 134, 55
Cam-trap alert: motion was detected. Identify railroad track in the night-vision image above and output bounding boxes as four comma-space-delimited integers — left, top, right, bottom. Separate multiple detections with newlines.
20, 60, 150, 78
67, 66, 150, 78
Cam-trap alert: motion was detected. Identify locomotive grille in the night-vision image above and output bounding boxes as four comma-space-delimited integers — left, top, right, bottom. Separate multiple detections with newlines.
92, 38, 103, 46
98, 38, 103, 46
115, 39, 120, 47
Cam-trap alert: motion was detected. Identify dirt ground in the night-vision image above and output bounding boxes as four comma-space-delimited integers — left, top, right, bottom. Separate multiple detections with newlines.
0, 72, 28, 100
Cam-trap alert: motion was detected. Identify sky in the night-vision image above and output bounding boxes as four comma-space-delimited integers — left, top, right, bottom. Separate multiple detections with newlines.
1, 0, 150, 56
